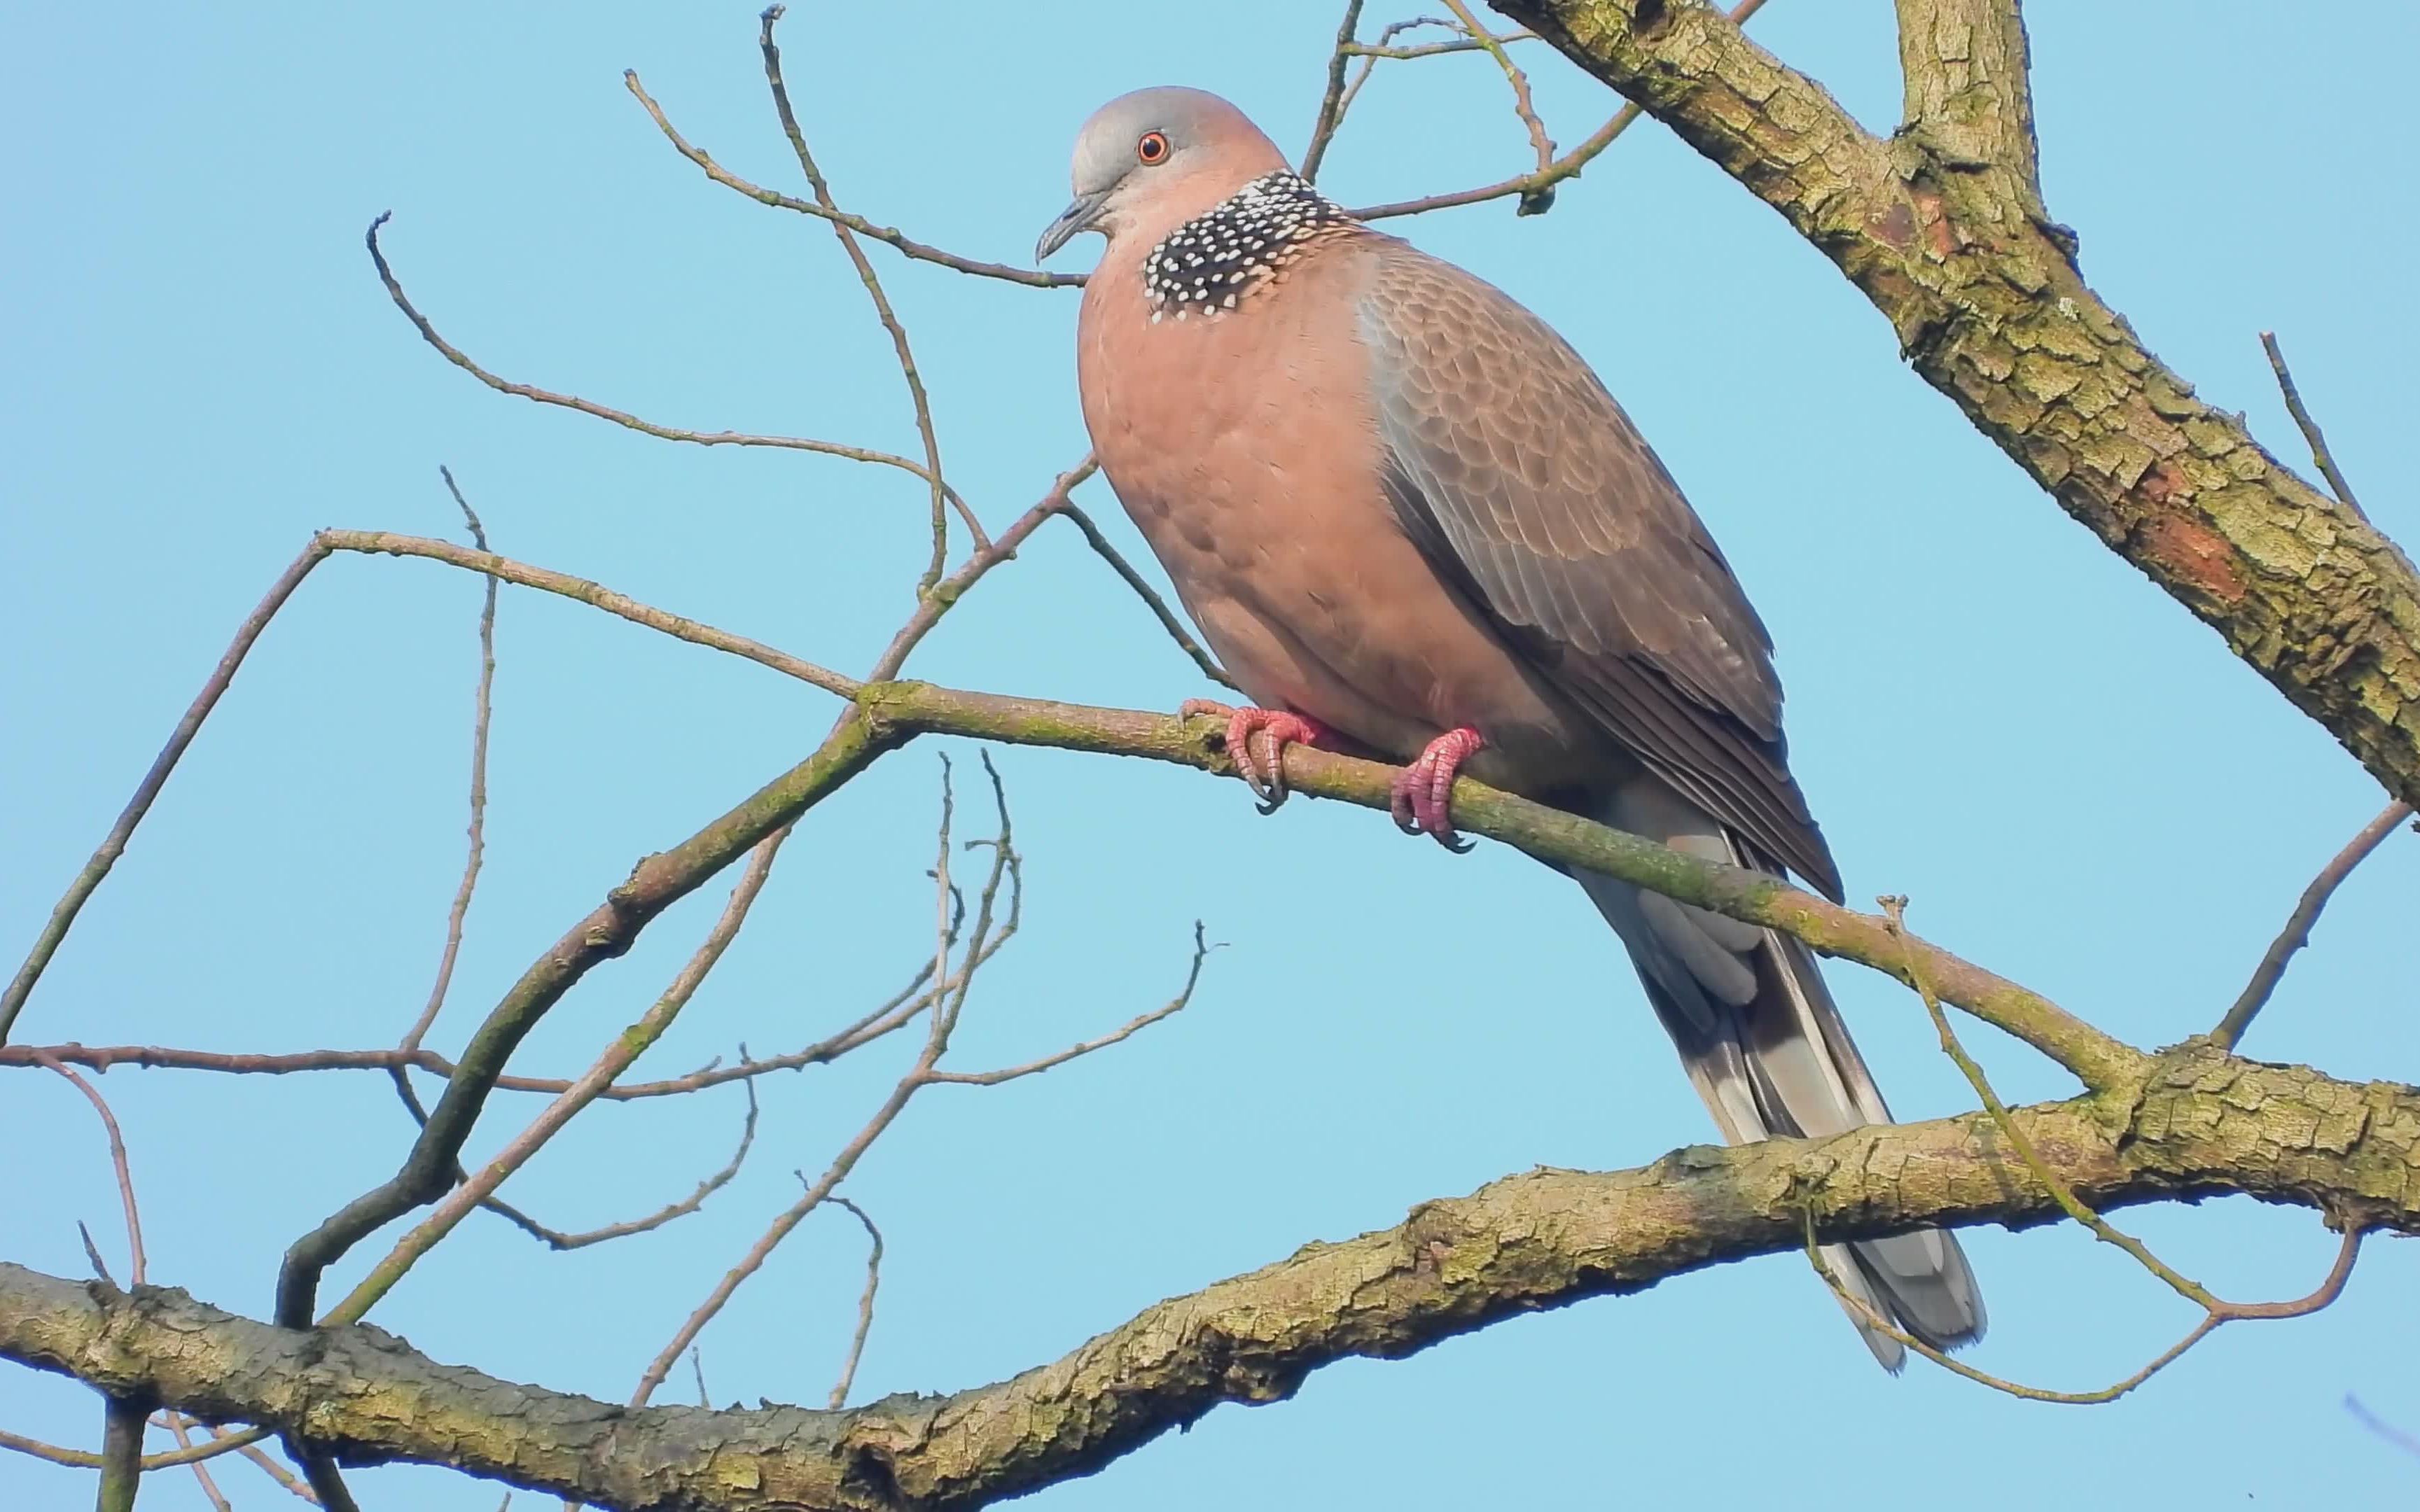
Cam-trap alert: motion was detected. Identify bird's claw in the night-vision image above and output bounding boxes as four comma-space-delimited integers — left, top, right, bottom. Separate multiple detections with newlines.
1389, 727, 1485, 853
1181, 699, 1330, 812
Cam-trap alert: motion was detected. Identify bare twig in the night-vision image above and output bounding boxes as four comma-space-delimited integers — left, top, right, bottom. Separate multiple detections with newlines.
1, 540, 326, 1044
321, 834, 788, 1326
759, 6, 972, 586
525, 1079, 760, 1251
826, 1198, 884, 1409
1349, 0, 1772, 223
1300, 1, 1369, 183
690, 1349, 711, 1410
1807, 1216, 2363, 1404
207, 1421, 319, 1504
387, 468, 527, 1240
364, 214, 979, 537
35, 1055, 146, 1286
926, 920, 1212, 1085
2261, 330, 2367, 519
0, 1425, 274, 1474
157, 1413, 234, 1512
2216, 801, 2411, 1050
396, 467, 498, 1059
322, 531, 858, 696
861, 456, 1099, 684
1439, 0, 1555, 205
1053, 503, 1237, 690
630, 766, 1022, 1408
36, 1054, 177, 1506
1881, 897, 2217, 1308
1343, 29, 1541, 60
622, 70, 1083, 290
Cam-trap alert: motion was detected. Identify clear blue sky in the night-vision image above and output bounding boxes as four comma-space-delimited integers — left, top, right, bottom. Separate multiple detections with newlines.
4, 3, 2414, 1506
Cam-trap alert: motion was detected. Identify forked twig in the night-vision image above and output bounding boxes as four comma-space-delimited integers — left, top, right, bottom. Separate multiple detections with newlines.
364, 214, 980, 538
1438, 0, 1555, 200
622, 71, 1083, 289
1349, 0, 1772, 222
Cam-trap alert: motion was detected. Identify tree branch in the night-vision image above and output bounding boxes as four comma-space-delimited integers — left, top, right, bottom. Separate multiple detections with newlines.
2214, 800, 2412, 1051
1893, 0, 2042, 202
7, 1044, 2413, 1510
1494, 0, 2420, 811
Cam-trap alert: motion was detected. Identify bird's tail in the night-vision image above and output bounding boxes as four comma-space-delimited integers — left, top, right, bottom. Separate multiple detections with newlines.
1571, 778, 1986, 1371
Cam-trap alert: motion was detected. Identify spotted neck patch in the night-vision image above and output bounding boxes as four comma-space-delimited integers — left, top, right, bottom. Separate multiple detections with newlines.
1142, 172, 1355, 322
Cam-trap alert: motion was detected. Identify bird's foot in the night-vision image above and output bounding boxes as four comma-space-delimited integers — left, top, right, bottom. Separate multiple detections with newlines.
1389, 727, 1486, 853
1181, 699, 1335, 813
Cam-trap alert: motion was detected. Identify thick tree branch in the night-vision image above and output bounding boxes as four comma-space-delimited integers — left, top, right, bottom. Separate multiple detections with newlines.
1494, 0, 2420, 809
6, 1044, 2412, 1511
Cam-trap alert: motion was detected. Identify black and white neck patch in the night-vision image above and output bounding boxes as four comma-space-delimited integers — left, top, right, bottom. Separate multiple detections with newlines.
1142, 172, 1354, 322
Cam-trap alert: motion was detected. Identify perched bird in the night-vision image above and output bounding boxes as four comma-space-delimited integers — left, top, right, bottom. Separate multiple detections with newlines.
1038, 87, 1984, 1368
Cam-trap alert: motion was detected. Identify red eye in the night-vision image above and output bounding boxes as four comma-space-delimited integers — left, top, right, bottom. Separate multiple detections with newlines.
1136, 131, 1170, 165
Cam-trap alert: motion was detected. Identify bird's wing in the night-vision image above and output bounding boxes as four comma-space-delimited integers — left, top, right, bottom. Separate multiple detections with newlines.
1356, 239, 1840, 899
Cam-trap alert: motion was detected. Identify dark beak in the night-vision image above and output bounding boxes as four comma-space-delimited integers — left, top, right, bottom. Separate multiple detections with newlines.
1035, 189, 1111, 263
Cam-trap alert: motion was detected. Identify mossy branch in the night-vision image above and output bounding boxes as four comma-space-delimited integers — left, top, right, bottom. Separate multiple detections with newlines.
6, 1043, 2413, 1511
1496, 0, 2420, 811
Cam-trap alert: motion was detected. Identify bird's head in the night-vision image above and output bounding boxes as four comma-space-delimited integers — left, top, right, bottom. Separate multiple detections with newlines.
1036, 87, 1291, 263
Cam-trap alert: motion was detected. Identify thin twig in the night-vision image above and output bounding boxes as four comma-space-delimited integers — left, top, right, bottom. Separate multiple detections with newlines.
1807, 1214, 2363, 1404
1881, 897, 2219, 1308
364, 214, 979, 537
1439, 0, 1556, 204
1053, 503, 1237, 690
826, 1197, 884, 1409
622, 70, 1083, 289
1, 540, 327, 1044
630, 768, 1020, 1408
2, 978, 969, 1098
396, 467, 497, 1059
2215, 801, 2411, 1049
208, 1422, 319, 1504
524, 1079, 760, 1250
1300, 0, 1369, 183
860, 456, 1099, 684
1342, 30, 1540, 60
926, 921, 1213, 1085
39, 1054, 172, 1507
76, 1222, 114, 1285
690, 1349, 711, 1410
2261, 331, 2366, 519
321, 834, 789, 1326
157, 1414, 234, 1512
0, 1425, 275, 1474
760, 5, 973, 585
322, 530, 859, 696
1348, 0, 1772, 222
34, 1055, 146, 1285
387, 467, 514, 1238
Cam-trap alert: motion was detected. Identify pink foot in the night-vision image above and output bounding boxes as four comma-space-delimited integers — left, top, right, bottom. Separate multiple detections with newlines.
1390, 727, 1486, 853
1181, 699, 1335, 811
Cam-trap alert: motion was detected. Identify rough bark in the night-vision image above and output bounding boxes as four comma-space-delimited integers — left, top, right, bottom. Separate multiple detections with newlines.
1494, 0, 2420, 808
6, 1042, 2412, 1511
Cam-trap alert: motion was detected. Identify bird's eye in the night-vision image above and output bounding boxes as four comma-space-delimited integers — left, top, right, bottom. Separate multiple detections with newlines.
1136, 131, 1171, 165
